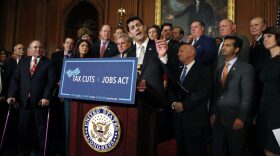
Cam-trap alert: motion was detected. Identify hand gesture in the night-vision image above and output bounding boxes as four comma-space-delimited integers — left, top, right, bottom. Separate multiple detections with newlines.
39, 99, 49, 107
7, 97, 16, 105
232, 118, 244, 130
155, 39, 168, 58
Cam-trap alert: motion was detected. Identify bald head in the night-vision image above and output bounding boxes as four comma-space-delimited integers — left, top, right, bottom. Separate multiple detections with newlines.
219, 19, 236, 37
177, 44, 196, 65
29, 40, 43, 58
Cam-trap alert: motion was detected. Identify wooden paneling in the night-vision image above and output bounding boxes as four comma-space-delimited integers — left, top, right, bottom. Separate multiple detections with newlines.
0, 0, 279, 55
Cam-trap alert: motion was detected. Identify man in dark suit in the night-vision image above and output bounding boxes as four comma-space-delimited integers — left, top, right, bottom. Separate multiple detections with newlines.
210, 36, 254, 156
91, 24, 119, 58
248, 16, 270, 156
126, 16, 168, 156
126, 17, 168, 97
0, 44, 25, 155
114, 34, 133, 58
191, 20, 217, 66
7, 40, 56, 156
51, 37, 75, 156
167, 44, 212, 156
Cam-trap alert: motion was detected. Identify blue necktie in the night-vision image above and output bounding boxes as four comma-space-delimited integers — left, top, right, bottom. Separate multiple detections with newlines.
180, 67, 187, 83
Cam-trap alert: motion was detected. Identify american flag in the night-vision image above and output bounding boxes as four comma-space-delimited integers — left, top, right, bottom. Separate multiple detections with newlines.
277, 1, 280, 27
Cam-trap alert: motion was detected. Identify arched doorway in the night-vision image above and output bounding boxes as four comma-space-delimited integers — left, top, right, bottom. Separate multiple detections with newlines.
64, 1, 99, 42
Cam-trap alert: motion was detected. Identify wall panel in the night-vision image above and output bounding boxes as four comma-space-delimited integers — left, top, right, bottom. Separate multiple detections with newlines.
0, 0, 279, 55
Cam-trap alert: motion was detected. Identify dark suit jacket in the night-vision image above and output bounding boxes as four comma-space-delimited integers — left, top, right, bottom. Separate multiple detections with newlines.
113, 45, 134, 58
51, 51, 73, 81
8, 56, 56, 108
2, 57, 17, 96
91, 40, 119, 58
127, 39, 166, 102
249, 36, 270, 116
249, 36, 270, 73
167, 39, 182, 70
0, 63, 7, 97
194, 35, 217, 66
167, 62, 212, 127
212, 60, 254, 127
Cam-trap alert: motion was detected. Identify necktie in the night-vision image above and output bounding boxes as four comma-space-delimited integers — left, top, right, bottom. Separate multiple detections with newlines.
138, 45, 145, 65
100, 42, 106, 58
221, 63, 229, 86
30, 58, 37, 76
180, 66, 187, 84
191, 39, 197, 46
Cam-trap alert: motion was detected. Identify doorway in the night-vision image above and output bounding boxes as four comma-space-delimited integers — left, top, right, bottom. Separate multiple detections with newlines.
64, 1, 99, 42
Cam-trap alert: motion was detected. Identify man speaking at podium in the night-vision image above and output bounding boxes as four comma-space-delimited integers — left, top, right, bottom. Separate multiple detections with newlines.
126, 16, 169, 156
7, 40, 56, 156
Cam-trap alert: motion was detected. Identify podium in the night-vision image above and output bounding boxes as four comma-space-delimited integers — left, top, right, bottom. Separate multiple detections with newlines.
58, 58, 167, 155
69, 81, 166, 156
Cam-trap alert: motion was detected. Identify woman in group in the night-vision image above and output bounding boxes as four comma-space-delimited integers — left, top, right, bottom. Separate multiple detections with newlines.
147, 24, 161, 40
73, 39, 91, 58
258, 26, 280, 156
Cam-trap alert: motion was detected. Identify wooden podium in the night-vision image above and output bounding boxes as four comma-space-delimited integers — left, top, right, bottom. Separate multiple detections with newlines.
69, 81, 166, 156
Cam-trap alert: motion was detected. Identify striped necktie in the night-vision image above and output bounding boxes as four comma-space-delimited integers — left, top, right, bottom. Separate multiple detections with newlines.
30, 58, 37, 76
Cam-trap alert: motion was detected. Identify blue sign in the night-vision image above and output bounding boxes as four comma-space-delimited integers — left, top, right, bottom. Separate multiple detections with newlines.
59, 58, 137, 104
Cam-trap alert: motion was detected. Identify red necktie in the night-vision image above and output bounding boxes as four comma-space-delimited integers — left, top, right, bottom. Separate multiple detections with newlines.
221, 63, 229, 87
100, 42, 106, 58
30, 58, 37, 76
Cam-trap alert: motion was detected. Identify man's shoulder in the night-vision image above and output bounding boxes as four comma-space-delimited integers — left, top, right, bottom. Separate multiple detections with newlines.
235, 60, 254, 72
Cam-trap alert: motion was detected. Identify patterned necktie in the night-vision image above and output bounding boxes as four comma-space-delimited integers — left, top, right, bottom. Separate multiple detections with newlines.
100, 42, 106, 58
221, 63, 229, 86
30, 58, 37, 76
180, 66, 187, 84
138, 45, 145, 65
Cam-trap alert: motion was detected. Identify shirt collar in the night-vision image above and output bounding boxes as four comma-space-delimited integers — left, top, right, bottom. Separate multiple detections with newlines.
225, 57, 237, 66
184, 60, 195, 70
136, 37, 149, 50
256, 34, 263, 42
32, 56, 41, 62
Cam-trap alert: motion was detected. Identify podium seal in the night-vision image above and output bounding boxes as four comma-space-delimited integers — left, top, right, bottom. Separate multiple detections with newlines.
83, 106, 121, 152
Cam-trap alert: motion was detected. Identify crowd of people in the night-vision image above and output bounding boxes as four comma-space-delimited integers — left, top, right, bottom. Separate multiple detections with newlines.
0, 15, 279, 156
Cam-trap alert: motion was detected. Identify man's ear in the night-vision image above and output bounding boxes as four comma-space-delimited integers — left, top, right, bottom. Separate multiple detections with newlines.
143, 25, 147, 33
234, 47, 240, 54
128, 32, 132, 38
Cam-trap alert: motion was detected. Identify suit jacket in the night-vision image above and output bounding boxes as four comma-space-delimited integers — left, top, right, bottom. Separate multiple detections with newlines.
127, 39, 166, 102
113, 45, 134, 58
249, 36, 270, 116
51, 51, 73, 81
211, 60, 254, 127
8, 56, 56, 108
249, 36, 270, 73
91, 40, 119, 58
0, 62, 6, 97
167, 39, 182, 70
194, 35, 217, 66
168, 62, 212, 127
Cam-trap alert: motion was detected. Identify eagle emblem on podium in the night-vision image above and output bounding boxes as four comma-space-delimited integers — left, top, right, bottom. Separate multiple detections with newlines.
83, 106, 121, 152
91, 121, 112, 143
